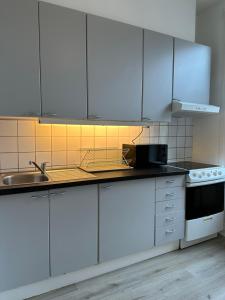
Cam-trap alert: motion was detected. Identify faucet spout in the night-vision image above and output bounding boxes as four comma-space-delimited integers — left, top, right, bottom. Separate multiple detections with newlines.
29, 161, 48, 175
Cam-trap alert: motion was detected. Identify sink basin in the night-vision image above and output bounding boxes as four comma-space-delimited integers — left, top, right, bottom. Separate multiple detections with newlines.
2, 173, 49, 186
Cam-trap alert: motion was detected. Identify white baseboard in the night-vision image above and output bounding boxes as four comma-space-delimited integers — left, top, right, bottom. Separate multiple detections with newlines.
0, 241, 179, 300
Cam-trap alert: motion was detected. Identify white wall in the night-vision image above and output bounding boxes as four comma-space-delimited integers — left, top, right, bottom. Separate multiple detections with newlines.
193, 0, 225, 165
43, 0, 196, 41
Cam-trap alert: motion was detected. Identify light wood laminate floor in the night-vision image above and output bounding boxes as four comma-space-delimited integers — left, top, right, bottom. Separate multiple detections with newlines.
30, 237, 225, 300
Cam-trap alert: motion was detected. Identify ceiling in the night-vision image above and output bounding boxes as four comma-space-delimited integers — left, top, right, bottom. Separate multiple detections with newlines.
196, 0, 220, 12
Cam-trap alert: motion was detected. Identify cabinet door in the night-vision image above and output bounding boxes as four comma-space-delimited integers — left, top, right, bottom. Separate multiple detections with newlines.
39, 2, 87, 119
50, 186, 98, 276
0, 192, 49, 292
173, 38, 211, 104
143, 30, 173, 122
0, 0, 41, 117
99, 179, 155, 262
87, 15, 142, 121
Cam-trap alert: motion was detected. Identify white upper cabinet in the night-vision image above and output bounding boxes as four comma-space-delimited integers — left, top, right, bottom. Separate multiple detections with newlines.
173, 38, 211, 105
0, 0, 41, 117
39, 2, 87, 119
87, 15, 143, 121
143, 30, 173, 122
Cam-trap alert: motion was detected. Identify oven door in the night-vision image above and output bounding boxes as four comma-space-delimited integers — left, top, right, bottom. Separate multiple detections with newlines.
185, 182, 224, 241
186, 182, 224, 220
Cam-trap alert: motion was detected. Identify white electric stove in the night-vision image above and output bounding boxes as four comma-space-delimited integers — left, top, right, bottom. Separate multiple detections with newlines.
170, 161, 225, 248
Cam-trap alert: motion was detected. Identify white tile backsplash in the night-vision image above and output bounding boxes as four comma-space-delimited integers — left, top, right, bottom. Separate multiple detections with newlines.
0, 117, 193, 172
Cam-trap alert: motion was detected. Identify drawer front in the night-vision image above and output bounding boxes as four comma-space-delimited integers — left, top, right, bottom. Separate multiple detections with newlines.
155, 221, 185, 246
156, 199, 185, 215
156, 187, 185, 202
156, 175, 185, 189
156, 211, 184, 228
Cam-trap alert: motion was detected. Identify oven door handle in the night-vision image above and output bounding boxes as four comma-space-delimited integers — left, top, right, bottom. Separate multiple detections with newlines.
186, 178, 225, 188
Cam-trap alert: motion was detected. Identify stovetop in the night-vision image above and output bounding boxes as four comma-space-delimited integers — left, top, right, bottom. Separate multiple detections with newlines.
169, 161, 217, 171
169, 161, 225, 184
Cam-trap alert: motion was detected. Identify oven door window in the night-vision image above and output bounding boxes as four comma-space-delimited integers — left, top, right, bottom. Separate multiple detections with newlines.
186, 182, 224, 220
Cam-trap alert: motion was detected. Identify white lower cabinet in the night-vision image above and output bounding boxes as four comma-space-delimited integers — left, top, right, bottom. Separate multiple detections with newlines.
0, 191, 49, 292
99, 179, 155, 262
49, 185, 98, 276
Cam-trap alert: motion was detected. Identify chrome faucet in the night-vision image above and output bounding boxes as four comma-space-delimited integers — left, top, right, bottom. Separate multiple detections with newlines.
29, 161, 48, 175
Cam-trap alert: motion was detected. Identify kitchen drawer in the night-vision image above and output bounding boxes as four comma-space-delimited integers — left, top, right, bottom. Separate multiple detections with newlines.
155, 211, 184, 228
155, 221, 185, 246
156, 175, 185, 189
156, 187, 185, 202
156, 199, 185, 215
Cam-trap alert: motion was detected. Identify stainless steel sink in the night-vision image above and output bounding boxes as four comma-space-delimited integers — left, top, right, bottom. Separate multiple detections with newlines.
2, 173, 49, 186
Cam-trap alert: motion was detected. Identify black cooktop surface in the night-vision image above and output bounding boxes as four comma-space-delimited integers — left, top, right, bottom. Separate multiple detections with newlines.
169, 161, 217, 170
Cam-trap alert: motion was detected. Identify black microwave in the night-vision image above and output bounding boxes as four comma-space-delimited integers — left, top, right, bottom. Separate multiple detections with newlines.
123, 144, 168, 168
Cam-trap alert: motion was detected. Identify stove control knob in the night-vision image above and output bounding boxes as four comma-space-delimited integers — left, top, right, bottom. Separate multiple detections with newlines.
218, 171, 222, 175
198, 174, 202, 178
192, 173, 196, 177
207, 173, 211, 177
213, 171, 217, 176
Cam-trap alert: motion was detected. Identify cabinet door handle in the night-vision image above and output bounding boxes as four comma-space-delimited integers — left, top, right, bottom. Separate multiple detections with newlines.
43, 113, 57, 117
165, 205, 175, 209
101, 185, 112, 189
50, 192, 66, 197
165, 229, 175, 234
88, 115, 103, 120
165, 217, 175, 222
31, 194, 48, 199
23, 112, 40, 117
166, 179, 175, 184
166, 192, 175, 197
142, 117, 152, 122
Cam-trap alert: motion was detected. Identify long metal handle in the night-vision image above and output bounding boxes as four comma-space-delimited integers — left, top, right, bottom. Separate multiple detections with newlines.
88, 115, 103, 120
165, 217, 175, 222
142, 117, 152, 122
43, 113, 57, 117
166, 192, 175, 197
31, 194, 48, 199
165, 205, 175, 209
166, 179, 175, 184
50, 191, 66, 197
166, 229, 175, 234
101, 185, 112, 189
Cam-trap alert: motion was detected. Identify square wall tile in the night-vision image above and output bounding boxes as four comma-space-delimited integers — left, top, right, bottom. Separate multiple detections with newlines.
36, 152, 52, 167
0, 153, 18, 170
52, 137, 67, 151
95, 137, 107, 149
107, 137, 119, 148
186, 126, 193, 137
0, 137, 18, 153
67, 125, 81, 137
177, 136, 185, 148
19, 152, 35, 169
168, 148, 177, 160
95, 126, 107, 137
68, 151, 80, 166
107, 126, 119, 137
52, 124, 67, 137
81, 137, 94, 149
118, 127, 130, 137
67, 137, 80, 151
36, 137, 52, 152
36, 123, 51, 137
177, 148, 185, 159
159, 125, 169, 137
169, 125, 177, 137
18, 120, 36, 136
0, 120, 17, 136
18, 137, 35, 153
81, 125, 94, 137
150, 125, 160, 137
52, 151, 67, 166
177, 126, 185, 137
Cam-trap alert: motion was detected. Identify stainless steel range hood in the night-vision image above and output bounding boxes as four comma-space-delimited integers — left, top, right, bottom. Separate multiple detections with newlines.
172, 100, 220, 116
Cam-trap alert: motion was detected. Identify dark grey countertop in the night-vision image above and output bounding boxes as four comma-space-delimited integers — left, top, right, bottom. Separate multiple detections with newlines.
0, 165, 188, 195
